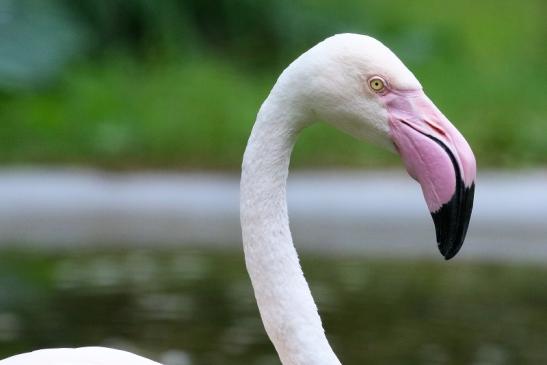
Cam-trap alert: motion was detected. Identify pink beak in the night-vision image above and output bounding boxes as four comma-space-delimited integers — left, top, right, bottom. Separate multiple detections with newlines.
382, 89, 476, 259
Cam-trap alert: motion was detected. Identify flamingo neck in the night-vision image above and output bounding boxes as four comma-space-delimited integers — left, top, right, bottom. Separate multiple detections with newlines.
240, 90, 341, 365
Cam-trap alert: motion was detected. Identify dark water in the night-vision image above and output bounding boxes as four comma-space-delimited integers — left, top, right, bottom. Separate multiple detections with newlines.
1, 247, 547, 365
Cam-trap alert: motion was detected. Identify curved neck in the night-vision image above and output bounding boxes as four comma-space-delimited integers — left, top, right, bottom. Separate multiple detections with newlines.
240, 92, 341, 365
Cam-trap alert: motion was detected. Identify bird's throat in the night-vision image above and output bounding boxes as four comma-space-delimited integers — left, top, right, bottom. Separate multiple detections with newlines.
240, 94, 341, 365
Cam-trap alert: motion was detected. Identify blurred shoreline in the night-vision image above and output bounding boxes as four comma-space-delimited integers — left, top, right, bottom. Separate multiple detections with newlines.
0, 168, 545, 263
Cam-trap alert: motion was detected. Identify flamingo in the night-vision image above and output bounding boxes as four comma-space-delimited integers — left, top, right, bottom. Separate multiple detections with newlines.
1, 33, 475, 365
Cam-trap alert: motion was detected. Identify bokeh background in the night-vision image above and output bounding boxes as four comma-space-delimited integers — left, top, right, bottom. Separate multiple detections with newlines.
1, 1, 546, 364
2, 0, 546, 168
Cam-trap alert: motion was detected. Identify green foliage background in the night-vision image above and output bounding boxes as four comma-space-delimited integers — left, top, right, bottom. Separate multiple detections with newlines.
1, 0, 546, 169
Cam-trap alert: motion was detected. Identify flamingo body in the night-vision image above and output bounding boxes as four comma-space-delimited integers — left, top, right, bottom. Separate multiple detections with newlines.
0, 347, 160, 365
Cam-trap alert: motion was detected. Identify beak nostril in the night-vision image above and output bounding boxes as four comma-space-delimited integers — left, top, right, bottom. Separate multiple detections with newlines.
425, 120, 447, 136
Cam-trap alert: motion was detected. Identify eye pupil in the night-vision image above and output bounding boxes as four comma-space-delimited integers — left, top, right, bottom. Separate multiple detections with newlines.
369, 78, 385, 92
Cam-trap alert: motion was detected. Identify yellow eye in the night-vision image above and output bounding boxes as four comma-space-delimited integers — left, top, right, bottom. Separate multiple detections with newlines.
369, 77, 385, 92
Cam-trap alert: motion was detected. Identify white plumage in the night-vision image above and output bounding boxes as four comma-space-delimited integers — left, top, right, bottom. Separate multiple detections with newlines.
240, 33, 421, 365
0, 347, 160, 365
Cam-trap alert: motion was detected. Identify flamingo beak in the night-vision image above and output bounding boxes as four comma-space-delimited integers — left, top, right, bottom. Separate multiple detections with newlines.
383, 90, 476, 260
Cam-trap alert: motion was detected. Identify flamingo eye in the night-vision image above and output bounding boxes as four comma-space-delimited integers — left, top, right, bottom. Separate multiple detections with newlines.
369, 77, 386, 92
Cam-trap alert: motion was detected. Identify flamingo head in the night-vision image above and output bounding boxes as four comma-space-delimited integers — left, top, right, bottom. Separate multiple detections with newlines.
292, 34, 476, 259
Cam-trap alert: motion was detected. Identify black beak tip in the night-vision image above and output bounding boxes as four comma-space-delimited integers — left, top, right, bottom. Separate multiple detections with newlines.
440, 243, 461, 261
431, 182, 475, 261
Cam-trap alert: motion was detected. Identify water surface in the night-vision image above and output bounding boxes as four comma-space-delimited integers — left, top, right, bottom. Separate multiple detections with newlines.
1, 247, 547, 364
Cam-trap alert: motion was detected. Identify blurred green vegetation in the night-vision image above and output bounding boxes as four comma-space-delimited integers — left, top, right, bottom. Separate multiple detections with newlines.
2, 247, 547, 364
0, 0, 546, 169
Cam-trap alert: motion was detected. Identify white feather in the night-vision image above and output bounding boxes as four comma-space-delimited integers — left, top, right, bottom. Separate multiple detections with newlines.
241, 33, 418, 365
0, 347, 161, 365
